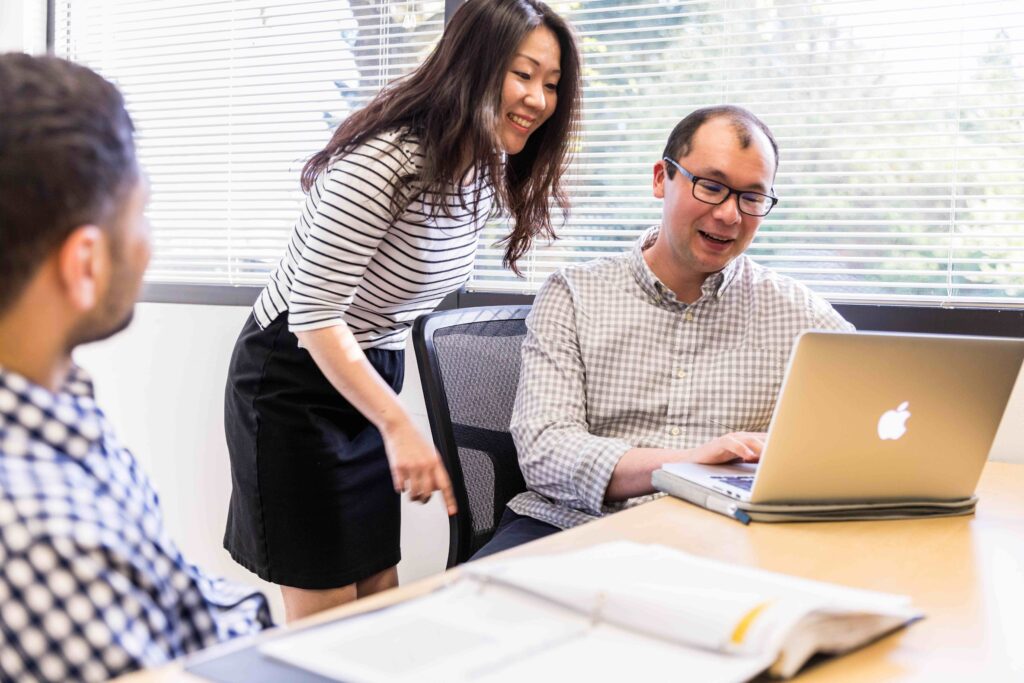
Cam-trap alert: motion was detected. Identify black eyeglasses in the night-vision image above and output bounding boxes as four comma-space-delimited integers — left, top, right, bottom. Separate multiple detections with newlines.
662, 157, 778, 217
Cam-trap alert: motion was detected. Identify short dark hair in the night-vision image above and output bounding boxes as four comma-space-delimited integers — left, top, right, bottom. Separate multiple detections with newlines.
0, 53, 137, 314
661, 105, 779, 177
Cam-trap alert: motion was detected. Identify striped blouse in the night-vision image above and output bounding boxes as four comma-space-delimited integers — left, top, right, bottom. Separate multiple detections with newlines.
253, 129, 495, 350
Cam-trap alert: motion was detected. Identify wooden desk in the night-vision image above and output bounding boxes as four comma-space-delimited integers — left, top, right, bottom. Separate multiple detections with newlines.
121, 461, 1024, 682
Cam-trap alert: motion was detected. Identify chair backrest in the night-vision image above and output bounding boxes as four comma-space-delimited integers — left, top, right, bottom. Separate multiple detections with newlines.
412, 305, 531, 567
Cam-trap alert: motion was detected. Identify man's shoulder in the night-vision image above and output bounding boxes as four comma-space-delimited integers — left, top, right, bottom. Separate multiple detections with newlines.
0, 453, 118, 537
542, 253, 629, 291
531, 255, 631, 315
741, 256, 827, 302
735, 256, 851, 327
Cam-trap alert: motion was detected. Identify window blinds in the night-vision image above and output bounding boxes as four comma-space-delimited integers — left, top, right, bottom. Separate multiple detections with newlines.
56, 0, 1023, 306
54, 0, 445, 285
471, 0, 1024, 306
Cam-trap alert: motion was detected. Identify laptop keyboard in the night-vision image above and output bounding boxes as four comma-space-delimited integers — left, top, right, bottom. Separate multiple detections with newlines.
711, 475, 755, 491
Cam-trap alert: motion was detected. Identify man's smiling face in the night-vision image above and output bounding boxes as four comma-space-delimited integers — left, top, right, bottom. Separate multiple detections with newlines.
653, 116, 776, 281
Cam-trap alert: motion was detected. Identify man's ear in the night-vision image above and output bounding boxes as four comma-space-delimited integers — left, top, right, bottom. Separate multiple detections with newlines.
653, 160, 667, 199
56, 225, 108, 313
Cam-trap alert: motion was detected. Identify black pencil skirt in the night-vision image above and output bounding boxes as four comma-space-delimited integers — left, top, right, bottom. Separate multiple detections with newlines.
223, 312, 404, 589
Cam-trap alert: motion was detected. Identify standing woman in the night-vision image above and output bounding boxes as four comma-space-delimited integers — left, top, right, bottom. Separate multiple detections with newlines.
223, 0, 581, 622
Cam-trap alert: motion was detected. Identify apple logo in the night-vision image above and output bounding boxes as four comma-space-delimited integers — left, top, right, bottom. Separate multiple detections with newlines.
877, 401, 911, 440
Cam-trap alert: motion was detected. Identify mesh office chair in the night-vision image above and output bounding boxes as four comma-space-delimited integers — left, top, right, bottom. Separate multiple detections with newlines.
412, 305, 531, 567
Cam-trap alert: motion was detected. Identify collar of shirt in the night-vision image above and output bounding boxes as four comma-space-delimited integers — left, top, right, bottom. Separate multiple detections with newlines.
0, 364, 105, 460
627, 226, 744, 307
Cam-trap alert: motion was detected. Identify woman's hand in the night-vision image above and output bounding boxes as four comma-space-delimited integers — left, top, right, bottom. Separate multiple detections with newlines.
381, 419, 458, 516
689, 432, 767, 465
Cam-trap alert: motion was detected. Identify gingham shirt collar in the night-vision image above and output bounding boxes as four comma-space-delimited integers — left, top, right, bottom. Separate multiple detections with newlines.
0, 364, 271, 681
0, 364, 104, 461
627, 226, 743, 306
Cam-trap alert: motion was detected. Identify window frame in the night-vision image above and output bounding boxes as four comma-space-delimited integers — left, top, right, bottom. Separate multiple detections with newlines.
52, 0, 1023, 326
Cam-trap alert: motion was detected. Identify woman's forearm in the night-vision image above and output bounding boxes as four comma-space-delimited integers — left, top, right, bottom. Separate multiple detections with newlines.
296, 324, 410, 432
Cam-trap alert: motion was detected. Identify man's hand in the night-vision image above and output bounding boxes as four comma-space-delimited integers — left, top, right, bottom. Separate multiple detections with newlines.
688, 431, 768, 464
605, 431, 768, 502
381, 419, 458, 516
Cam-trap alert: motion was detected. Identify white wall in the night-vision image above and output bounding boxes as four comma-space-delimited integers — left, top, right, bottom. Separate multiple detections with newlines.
73, 302, 449, 623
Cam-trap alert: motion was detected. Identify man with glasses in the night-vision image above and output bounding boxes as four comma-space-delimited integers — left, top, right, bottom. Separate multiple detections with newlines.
473, 106, 853, 558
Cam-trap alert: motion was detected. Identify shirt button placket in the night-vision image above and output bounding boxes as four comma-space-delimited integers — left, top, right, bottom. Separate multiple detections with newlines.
676, 305, 700, 442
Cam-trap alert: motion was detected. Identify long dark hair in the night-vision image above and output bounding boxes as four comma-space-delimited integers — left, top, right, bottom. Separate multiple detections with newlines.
301, 0, 581, 274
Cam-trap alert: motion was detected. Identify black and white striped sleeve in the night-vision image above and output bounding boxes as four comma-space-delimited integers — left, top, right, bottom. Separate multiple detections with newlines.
285, 136, 418, 332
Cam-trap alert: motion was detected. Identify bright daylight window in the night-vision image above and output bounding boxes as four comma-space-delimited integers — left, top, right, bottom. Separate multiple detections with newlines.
57, 1, 1024, 306
54, 0, 445, 285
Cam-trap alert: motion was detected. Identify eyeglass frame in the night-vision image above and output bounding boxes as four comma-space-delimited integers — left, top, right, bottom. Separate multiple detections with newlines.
662, 157, 779, 217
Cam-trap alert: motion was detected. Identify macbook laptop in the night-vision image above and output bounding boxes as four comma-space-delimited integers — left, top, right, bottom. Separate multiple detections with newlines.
653, 331, 1024, 523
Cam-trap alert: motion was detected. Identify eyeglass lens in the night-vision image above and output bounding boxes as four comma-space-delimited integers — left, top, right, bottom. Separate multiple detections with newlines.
693, 180, 773, 217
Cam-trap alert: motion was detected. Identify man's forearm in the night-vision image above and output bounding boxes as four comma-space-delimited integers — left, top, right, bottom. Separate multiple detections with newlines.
604, 447, 683, 502
604, 432, 767, 503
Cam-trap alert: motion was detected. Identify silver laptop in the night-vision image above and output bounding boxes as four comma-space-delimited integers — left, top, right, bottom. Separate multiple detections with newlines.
659, 331, 1024, 511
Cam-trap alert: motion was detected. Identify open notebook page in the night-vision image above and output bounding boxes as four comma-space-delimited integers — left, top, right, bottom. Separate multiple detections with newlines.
260, 579, 771, 683
260, 542, 919, 681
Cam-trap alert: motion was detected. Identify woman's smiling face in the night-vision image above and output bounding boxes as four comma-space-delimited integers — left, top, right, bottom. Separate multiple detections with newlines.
498, 26, 561, 155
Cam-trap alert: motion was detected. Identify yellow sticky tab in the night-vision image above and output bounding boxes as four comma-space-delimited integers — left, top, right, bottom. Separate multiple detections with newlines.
731, 602, 770, 645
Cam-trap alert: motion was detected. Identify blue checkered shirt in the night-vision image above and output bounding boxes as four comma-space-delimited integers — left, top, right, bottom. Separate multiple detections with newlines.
0, 365, 272, 682
508, 227, 855, 529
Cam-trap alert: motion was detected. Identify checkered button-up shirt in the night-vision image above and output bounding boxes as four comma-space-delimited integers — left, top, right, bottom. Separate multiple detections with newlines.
0, 365, 271, 682
508, 227, 854, 529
